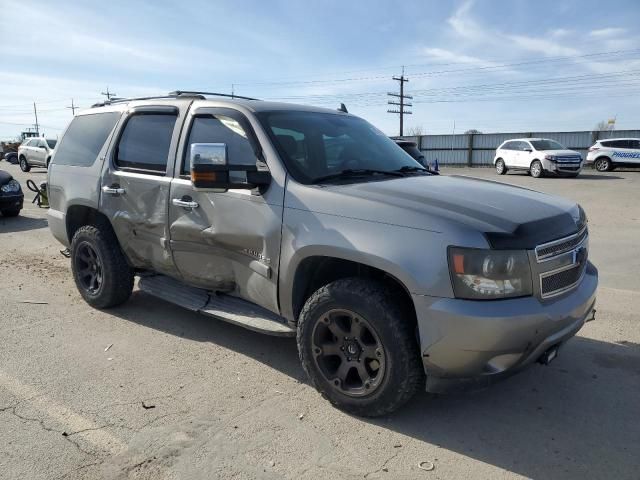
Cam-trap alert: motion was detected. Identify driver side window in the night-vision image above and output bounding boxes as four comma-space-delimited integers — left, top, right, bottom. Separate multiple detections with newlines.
183, 115, 257, 175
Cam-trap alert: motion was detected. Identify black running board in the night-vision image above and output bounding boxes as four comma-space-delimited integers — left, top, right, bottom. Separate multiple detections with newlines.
138, 275, 295, 337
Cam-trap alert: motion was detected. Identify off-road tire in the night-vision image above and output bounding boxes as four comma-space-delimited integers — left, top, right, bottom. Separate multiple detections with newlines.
1, 208, 20, 217
530, 160, 544, 178
19, 156, 30, 172
70, 221, 133, 309
297, 277, 424, 417
594, 157, 612, 172
495, 158, 507, 175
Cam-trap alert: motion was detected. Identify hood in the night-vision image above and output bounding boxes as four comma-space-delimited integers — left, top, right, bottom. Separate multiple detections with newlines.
292, 175, 585, 249
0, 170, 13, 185
540, 149, 581, 157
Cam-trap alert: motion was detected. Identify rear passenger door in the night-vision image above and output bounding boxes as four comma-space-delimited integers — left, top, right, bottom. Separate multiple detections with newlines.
32, 139, 47, 166
99, 104, 188, 276
502, 141, 519, 167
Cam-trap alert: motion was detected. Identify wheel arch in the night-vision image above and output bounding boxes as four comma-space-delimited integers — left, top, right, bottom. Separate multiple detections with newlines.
66, 204, 114, 244
289, 254, 417, 326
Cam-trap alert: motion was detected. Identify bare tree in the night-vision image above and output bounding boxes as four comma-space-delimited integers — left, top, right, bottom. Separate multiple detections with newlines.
406, 125, 424, 136
595, 120, 614, 131
464, 129, 482, 134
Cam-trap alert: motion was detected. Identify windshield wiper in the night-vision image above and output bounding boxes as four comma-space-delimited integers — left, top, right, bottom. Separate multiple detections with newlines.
393, 165, 431, 174
311, 169, 405, 184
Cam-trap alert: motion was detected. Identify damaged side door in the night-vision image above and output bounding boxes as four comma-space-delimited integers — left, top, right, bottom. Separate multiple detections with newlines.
168, 107, 284, 314
100, 104, 187, 276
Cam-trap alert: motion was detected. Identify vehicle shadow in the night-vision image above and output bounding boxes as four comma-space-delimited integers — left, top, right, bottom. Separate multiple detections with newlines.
111, 293, 640, 479
0, 215, 48, 233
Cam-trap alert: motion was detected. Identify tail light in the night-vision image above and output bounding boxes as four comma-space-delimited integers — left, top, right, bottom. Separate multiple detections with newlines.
588, 147, 599, 152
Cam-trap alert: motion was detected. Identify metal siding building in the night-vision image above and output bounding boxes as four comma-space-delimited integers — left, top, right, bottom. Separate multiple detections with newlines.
401, 130, 640, 166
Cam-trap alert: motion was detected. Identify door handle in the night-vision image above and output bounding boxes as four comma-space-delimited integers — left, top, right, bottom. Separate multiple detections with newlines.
102, 185, 125, 195
172, 198, 199, 209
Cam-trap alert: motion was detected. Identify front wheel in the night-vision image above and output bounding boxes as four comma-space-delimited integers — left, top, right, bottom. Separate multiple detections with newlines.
1, 208, 20, 217
71, 222, 134, 309
495, 158, 507, 175
297, 277, 424, 417
594, 157, 612, 172
530, 160, 544, 178
19, 157, 30, 172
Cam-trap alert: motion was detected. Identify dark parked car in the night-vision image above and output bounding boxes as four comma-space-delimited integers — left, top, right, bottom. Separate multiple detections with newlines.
0, 170, 24, 216
394, 139, 439, 173
3, 152, 18, 164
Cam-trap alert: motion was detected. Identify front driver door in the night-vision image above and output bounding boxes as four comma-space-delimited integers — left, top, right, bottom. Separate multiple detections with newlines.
168, 107, 284, 314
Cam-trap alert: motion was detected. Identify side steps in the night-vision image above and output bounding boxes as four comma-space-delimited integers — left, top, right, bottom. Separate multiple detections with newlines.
138, 275, 295, 337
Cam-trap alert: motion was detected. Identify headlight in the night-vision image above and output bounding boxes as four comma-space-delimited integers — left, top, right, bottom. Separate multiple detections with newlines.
0, 179, 20, 193
448, 247, 533, 300
544, 155, 556, 161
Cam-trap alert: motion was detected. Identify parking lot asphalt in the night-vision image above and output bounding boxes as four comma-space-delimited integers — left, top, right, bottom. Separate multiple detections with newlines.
0, 162, 638, 480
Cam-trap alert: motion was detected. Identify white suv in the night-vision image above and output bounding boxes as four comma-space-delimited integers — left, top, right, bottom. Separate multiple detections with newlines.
586, 138, 640, 172
17, 137, 57, 172
494, 138, 583, 178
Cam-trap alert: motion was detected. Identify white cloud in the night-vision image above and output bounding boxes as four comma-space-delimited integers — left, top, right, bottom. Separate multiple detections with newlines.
447, 0, 487, 41
589, 27, 627, 38
505, 35, 580, 56
420, 47, 502, 68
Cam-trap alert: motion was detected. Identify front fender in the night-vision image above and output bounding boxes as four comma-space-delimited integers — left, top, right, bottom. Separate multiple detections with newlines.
278, 207, 467, 321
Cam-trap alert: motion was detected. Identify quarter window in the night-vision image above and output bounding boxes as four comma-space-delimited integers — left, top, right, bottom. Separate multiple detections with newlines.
53, 112, 121, 167
116, 113, 176, 173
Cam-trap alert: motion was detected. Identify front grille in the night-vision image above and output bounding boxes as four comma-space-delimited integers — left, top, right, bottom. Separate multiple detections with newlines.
541, 262, 586, 298
535, 227, 588, 261
555, 155, 582, 163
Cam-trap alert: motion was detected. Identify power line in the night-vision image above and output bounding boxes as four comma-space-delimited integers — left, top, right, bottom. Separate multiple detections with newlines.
387, 67, 412, 136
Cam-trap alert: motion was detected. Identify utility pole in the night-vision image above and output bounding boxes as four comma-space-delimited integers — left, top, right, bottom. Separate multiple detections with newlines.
387, 67, 412, 136
33, 102, 40, 136
67, 98, 78, 115
231, 83, 236, 99
101, 87, 116, 101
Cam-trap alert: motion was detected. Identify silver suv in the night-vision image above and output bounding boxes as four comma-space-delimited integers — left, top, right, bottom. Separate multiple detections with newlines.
17, 137, 57, 171
47, 91, 598, 416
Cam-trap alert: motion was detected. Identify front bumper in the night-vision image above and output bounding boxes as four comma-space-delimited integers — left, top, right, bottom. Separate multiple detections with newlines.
0, 193, 24, 211
413, 262, 597, 392
542, 159, 583, 175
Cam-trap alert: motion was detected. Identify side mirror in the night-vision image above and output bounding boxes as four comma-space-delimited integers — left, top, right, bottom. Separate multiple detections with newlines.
190, 143, 271, 191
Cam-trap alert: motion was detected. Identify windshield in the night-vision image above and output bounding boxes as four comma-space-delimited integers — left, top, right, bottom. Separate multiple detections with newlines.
530, 139, 565, 151
46, 139, 57, 148
257, 111, 422, 184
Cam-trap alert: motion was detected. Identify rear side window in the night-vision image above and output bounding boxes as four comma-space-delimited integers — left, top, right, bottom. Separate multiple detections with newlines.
629, 140, 640, 149
116, 114, 177, 173
602, 140, 629, 148
53, 112, 121, 167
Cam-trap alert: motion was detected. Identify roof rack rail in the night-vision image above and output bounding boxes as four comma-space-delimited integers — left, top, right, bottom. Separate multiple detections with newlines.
168, 90, 260, 101
91, 90, 260, 108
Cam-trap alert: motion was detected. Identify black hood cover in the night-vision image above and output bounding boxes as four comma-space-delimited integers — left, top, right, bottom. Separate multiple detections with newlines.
0, 170, 13, 185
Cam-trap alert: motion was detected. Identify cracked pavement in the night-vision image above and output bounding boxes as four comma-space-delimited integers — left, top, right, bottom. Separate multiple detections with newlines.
0, 163, 639, 479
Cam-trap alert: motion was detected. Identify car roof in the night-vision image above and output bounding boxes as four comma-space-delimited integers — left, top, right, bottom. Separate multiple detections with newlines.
80, 97, 350, 117
597, 138, 639, 142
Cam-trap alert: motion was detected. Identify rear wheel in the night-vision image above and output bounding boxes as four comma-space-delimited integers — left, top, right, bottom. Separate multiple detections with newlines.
530, 160, 544, 178
71, 222, 134, 308
594, 157, 612, 172
495, 158, 507, 175
297, 277, 424, 417
19, 156, 30, 172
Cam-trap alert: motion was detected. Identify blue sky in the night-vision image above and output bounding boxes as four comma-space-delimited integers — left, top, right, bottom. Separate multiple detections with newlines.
1, 0, 639, 140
